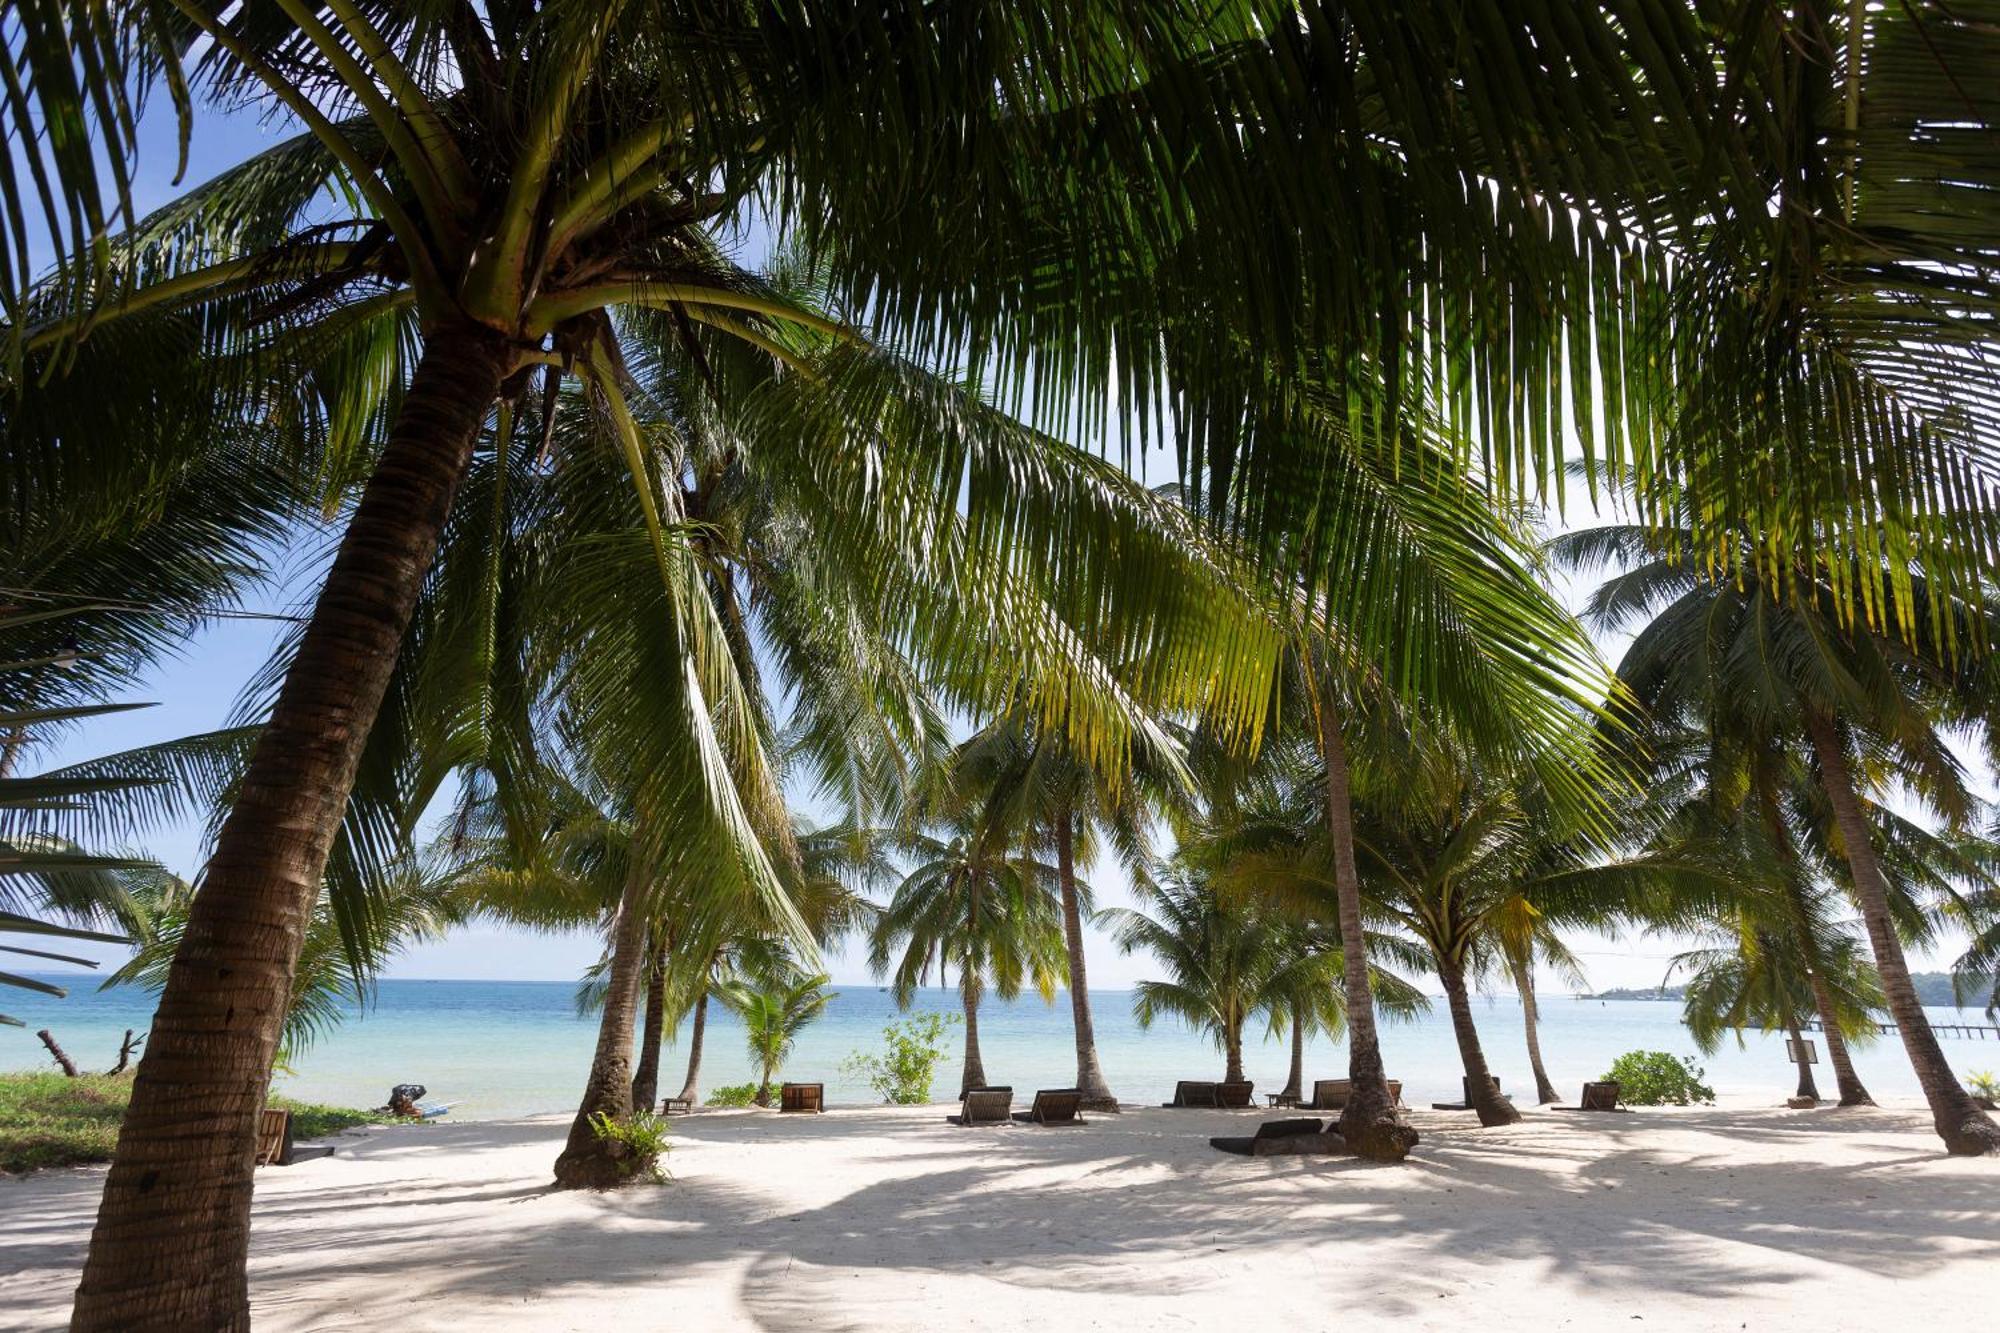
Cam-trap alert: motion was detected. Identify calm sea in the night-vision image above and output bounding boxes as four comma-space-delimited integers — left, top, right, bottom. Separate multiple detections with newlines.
4, 975, 1991, 1116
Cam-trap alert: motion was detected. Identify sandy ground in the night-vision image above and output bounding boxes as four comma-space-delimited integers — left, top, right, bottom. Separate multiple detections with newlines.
3, 1098, 1994, 1331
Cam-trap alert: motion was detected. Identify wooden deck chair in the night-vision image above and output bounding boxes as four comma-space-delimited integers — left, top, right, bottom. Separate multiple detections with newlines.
661, 1096, 692, 1116
779, 1082, 824, 1113
256, 1108, 289, 1166
1210, 1118, 1339, 1156
1432, 1074, 1502, 1111
948, 1086, 1014, 1126
1013, 1088, 1084, 1125
1217, 1080, 1255, 1108
1579, 1081, 1622, 1110
1309, 1078, 1403, 1112
1162, 1079, 1220, 1108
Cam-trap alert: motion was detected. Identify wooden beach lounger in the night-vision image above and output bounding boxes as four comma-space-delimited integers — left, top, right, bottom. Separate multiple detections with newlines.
660, 1096, 692, 1115
1210, 1117, 1343, 1157
1432, 1074, 1502, 1111
1307, 1078, 1402, 1111
1217, 1080, 1255, 1108
1554, 1080, 1627, 1112
948, 1086, 1014, 1126
779, 1082, 824, 1114
1013, 1088, 1085, 1126
1162, 1079, 1221, 1108
255, 1108, 336, 1168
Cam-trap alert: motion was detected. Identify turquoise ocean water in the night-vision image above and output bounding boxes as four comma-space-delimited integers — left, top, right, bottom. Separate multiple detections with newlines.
5, 975, 1991, 1116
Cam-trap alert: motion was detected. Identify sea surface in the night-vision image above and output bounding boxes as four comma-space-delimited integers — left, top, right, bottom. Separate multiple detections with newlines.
6, 975, 1994, 1117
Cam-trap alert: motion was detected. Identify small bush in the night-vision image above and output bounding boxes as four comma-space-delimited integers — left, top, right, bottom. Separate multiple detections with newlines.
706, 1083, 758, 1108
586, 1110, 671, 1183
1967, 1070, 1999, 1102
842, 1012, 960, 1105
1604, 1051, 1715, 1106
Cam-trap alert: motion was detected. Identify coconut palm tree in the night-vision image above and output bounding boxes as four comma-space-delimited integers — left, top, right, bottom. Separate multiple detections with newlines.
1672, 924, 1885, 1104
869, 804, 1068, 1096
1556, 517, 2000, 1153
719, 968, 833, 1106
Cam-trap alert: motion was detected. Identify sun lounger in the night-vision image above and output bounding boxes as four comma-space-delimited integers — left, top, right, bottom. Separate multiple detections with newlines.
949, 1085, 1014, 1126
1554, 1080, 1627, 1112
1308, 1078, 1402, 1111
1433, 1074, 1502, 1111
661, 1096, 692, 1116
779, 1082, 824, 1114
1210, 1117, 1343, 1156
1217, 1080, 1255, 1108
1013, 1088, 1085, 1125
1162, 1079, 1220, 1108
256, 1108, 336, 1168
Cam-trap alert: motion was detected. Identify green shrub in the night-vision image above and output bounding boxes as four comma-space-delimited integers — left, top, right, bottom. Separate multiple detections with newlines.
586, 1110, 671, 1183
1604, 1051, 1716, 1106
1967, 1070, 2000, 1102
706, 1083, 758, 1108
842, 1012, 960, 1104
0, 1071, 385, 1175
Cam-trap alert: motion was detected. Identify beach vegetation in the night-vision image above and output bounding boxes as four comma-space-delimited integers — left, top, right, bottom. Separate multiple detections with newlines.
1968, 1072, 2000, 1108
705, 1085, 759, 1110
0, 1073, 382, 1175
1605, 1052, 1716, 1107
843, 1012, 960, 1106
584, 1110, 671, 1185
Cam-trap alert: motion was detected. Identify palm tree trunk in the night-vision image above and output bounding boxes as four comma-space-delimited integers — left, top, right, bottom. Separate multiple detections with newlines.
1757, 770, 1874, 1106
1282, 1009, 1305, 1102
553, 859, 654, 1188
71, 324, 513, 1332
1314, 679, 1416, 1160
1805, 708, 1999, 1154
1807, 972, 1874, 1107
960, 969, 987, 1095
1056, 810, 1117, 1110
630, 932, 668, 1112
1223, 1012, 1245, 1084
1438, 953, 1521, 1127
677, 989, 709, 1105
1515, 960, 1561, 1104
1786, 1019, 1821, 1101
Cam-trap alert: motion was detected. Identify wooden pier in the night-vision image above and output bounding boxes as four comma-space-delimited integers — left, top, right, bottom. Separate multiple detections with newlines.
1798, 1017, 2000, 1040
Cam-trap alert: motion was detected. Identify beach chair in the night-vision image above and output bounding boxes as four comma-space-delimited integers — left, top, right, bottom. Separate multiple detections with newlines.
1579, 1081, 1622, 1111
949, 1086, 1014, 1126
1217, 1080, 1255, 1109
1162, 1079, 1220, 1108
1210, 1118, 1339, 1157
1432, 1074, 1502, 1111
1309, 1078, 1403, 1111
779, 1082, 824, 1114
1013, 1088, 1085, 1126
661, 1096, 692, 1116
255, 1107, 336, 1168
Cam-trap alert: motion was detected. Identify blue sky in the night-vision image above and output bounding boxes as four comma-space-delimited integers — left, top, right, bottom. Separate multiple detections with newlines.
21, 90, 1981, 996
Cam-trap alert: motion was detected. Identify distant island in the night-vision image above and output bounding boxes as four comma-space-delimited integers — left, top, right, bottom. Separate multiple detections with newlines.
1580, 972, 1992, 1009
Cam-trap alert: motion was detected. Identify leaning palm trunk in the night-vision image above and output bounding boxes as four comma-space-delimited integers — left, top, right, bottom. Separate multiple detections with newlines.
1316, 686, 1417, 1160
1806, 972, 1873, 1107
1805, 710, 1999, 1154
1785, 1019, 1821, 1101
677, 989, 709, 1105
1758, 776, 1873, 1106
1056, 813, 1117, 1110
1438, 956, 1521, 1126
630, 934, 668, 1112
71, 326, 512, 1331
1514, 961, 1561, 1104
554, 860, 654, 1188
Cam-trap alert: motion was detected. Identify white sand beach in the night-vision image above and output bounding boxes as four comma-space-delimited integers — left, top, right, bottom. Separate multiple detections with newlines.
4, 1100, 1994, 1331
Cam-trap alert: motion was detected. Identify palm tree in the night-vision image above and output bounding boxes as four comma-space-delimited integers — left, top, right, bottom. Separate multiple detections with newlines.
1558, 518, 2000, 1155
870, 805, 1068, 1096
1672, 925, 1885, 1104
720, 969, 834, 1106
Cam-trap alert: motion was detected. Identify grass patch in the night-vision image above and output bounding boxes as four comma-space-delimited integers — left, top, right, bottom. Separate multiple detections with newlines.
0, 1071, 386, 1175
